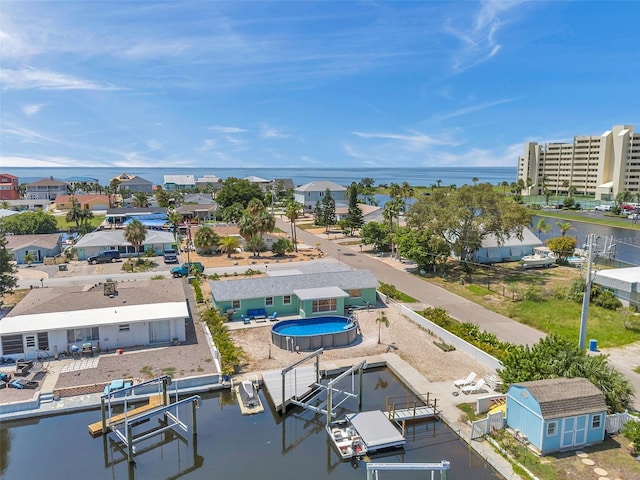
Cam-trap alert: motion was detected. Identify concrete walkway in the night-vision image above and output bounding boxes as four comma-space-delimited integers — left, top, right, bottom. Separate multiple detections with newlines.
283, 219, 640, 410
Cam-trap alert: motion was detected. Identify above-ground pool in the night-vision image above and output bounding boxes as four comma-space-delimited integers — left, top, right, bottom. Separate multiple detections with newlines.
271, 316, 358, 351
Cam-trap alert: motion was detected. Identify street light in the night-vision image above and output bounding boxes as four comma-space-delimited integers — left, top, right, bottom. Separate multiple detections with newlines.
337, 248, 342, 264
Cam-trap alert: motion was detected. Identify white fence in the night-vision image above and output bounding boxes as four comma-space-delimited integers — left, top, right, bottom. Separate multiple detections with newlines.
606, 410, 640, 434
470, 411, 505, 439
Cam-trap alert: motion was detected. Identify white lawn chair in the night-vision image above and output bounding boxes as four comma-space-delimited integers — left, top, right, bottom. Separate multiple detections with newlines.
454, 372, 476, 388
462, 378, 486, 395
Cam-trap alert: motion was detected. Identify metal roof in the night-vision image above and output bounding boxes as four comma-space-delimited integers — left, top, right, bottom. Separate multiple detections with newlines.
295, 180, 347, 192
75, 229, 174, 248
209, 269, 378, 302
294, 286, 349, 301
346, 410, 405, 450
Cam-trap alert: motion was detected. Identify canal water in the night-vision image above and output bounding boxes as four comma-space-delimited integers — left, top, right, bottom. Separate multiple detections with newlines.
532, 216, 640, 266
0, 369, 502, 480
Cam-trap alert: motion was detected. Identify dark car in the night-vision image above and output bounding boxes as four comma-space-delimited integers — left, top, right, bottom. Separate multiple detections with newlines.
87, 250, 121, 265
163, 249, 178, 263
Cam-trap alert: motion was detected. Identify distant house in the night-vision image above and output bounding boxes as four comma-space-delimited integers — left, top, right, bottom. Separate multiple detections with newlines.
294, 181, 347, 212
0, 279, 189, 361
111, 173, 136, 182
195, 175, 221, 191
54, 194, 110, 211
25, 177, 68, 201
184, 193, 216, 205
336, 203, 383, 224
1, 199, 53, 211
120, 175, 154, 193
506, 378, 607, 455
176, 204, 217, 222
164, 175, 196, 191
74, 229, 175, 260
0, 209, 19, 219
593, 266, 640, 308
105, 207, 167, 227
473, 228, 543, 264
245, 175, 270, 186
210, 268, 378, 321
0, 173, 20, 200
5, 233, 62, 264
268, 178, 295, 192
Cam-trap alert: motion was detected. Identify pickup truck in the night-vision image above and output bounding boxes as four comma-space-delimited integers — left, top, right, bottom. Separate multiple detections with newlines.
171, 262, 204, 278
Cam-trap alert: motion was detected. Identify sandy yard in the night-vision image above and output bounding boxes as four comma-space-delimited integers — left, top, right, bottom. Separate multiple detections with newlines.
229, 303, 492, 383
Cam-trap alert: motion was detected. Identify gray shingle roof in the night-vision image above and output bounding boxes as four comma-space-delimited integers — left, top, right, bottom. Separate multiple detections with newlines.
209, 269, 378, 302
5, 233, 61, 250
75, 229, 174, 248
295, 180, 347, 192
7, 279, 186, 316
514, 377, 606, 419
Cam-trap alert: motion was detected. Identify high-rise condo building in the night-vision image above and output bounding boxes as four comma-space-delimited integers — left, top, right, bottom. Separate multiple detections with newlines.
517, 125, 640, 200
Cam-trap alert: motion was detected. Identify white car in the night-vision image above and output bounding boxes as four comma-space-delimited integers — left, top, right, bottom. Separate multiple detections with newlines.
594, 204, 611, 211
628, 213, 639, 220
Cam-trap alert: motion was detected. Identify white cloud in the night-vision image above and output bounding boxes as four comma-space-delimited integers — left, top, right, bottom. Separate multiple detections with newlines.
426, 142, 522, 167
21, 103, 47, 116
198, 139, 217, 151
207, 125, 248, 134
439, 97, 519, 120
261, 124, 289, 139
146, 139, 165, 150
352, 130, 457, 149
0, 154, 102, 167
0, 68, 120, 91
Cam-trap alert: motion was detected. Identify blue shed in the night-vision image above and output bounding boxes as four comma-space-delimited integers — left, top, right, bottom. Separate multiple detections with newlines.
506, 378, 607, 455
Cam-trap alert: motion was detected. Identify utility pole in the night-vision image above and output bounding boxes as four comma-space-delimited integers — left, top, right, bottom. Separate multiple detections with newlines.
578, 234, 595, 349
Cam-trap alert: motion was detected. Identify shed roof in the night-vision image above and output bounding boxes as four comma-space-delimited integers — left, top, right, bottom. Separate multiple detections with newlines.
294, 286, 350, 301
481, 227, 542, 248
210, 269, 378, 302
513, 377, 606, 419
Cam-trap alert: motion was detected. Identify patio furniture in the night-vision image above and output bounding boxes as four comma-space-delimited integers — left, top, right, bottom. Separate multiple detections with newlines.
462, 378, 486, 395
453, 372, 476, 388
15, 361, 33, 377
268, 312, 278, 321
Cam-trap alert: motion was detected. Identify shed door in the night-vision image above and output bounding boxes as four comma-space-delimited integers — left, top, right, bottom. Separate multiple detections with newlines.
149, 320, 170, 344
561, 415, 587, 448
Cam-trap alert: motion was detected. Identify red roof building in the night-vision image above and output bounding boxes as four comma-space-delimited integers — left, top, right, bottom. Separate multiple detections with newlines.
0, 173, 19, 200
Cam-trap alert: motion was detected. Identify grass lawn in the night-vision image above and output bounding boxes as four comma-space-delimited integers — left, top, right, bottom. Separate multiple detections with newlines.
56, 215, 104, 231
536, 211, 640, 230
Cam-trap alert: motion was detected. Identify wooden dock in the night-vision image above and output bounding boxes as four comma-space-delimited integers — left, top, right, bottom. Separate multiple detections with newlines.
88, 393, 165, 437
384, 405, 438, 422
261, 366, 317, 412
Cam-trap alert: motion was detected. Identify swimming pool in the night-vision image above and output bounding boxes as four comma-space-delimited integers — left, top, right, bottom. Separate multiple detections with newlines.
271, 316, 358, 351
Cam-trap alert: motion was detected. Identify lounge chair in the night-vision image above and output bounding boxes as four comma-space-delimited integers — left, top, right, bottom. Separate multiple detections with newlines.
268, 311, 278, 321
241, 315, 251, 325
9, 379, 39, 389
454, 372, 476, 388
462, 378, 486, 395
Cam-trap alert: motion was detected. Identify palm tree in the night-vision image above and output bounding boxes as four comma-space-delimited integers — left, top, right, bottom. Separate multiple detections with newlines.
238, 215, 260, 256
389, 182, 402, 199
556, 221, 573, 237
500, 181, 509, 194
1, 200, 11, 210
376, 313, 389, 344
23, 251, 36, 266
436, 179, 442, 189
193, 226, 219, 254
133, 192, 148, 208
471, 177, 479, 186
218, 235, 242, 258
284, 199, 302, 252
124, 219, 147, 260
66, 197, 83, 228
534, 218, 552, 239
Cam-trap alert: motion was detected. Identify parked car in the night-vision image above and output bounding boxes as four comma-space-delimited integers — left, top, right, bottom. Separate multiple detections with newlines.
87, 250, 121, 264
163, 248, 178, 263
171, 262, 204, 278
628, 213, 639, 220
594, 204, 611, 211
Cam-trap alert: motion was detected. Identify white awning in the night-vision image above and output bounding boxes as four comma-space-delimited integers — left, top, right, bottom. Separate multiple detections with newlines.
293, 286, 349, 301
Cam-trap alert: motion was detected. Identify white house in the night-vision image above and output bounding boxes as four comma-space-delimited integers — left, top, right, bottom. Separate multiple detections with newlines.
0, 279, 188, 361
593, 266, 640, 308
474, 227, 543, 264
74, 229, 175, 260
294, 180, 347, 212
164, 175, 196, 191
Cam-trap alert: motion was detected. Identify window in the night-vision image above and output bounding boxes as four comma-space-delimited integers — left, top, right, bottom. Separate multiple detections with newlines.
283, 295, 292, 305
312, 298, 337, 313
547, 422, 557, 436
350, 289, 361, 297
66, 327, 99, 343
37, 332, 49, 350
265, 297, 274, 307
119, 324, 130, 332
1, 334, 24, 355
232, 300, 241, 309
25, 336, 36, 348
592, 414, 601, 429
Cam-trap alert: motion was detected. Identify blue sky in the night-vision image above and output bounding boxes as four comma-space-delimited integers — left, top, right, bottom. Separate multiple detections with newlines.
1, 1, 639, 169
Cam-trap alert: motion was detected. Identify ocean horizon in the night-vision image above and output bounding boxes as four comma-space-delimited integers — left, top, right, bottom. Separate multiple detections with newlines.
5, 166, 516, 188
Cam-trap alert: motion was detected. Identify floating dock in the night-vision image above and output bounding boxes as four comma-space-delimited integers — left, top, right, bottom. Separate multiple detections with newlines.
262, 365, 317, 412
346, 410, 406, 453
234, 380, 265, 415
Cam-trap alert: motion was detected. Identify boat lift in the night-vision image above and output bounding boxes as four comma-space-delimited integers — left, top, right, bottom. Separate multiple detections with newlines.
366, 461, 450, 480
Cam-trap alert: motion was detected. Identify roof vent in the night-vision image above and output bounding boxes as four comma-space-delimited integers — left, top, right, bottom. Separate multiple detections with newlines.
104, 279, 117, 297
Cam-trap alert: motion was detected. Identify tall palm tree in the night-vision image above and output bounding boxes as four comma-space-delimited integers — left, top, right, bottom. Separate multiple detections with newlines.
472, 177, 479, 186
124, 219, 147, 260
65, 197, 83, 228
534, 218, 552, 239
500, 181, 509, 194
193, 226, 219, 254
436, 179, 442, 189
218, 235, 242, 258
238, 215, 260, 256
376, 313, 389, 344
133, 192, 148, 207
284, 199, 302, 252
556, 221, 573, 237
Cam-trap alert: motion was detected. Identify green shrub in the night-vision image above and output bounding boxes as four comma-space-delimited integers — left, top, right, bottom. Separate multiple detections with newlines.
622, 420, 640, 447
144, 249, 156, 257
379, 282, 400, 299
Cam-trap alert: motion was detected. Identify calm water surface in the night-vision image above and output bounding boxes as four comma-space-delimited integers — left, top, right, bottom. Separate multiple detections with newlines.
0, 370, 502, 480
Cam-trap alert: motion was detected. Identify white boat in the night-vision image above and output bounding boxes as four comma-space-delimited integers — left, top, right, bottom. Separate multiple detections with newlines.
327, 419, 367, 460
521, 246, 556, 269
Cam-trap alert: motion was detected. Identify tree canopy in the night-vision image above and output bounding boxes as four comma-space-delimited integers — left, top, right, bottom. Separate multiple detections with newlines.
193, 226, 219, 254
344, 183, 363, 235
0, 211, 58, 235
360, 221, 391, 252
124, 219, 147, 259
407, 183, 532, 263
0, 233, 18, 297
394, 227, 450, 272
216, 177, 264, 209
498, 334, 633, 413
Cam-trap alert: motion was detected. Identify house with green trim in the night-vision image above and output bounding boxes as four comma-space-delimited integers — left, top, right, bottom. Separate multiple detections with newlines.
210, 269, 378, 321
